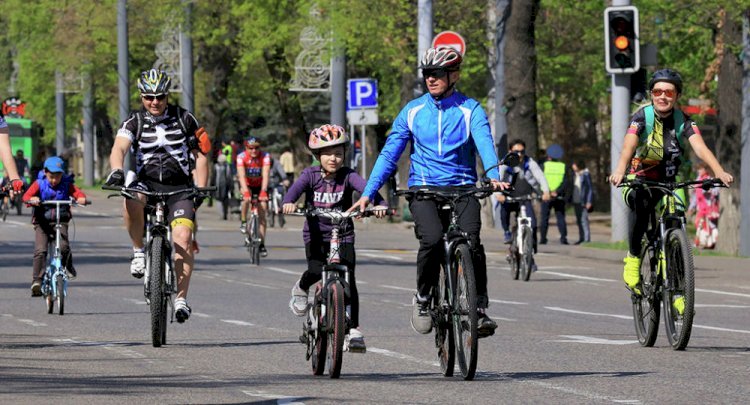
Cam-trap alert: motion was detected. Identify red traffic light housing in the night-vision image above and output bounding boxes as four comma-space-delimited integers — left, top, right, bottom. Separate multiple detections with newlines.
604, 6, 640, 74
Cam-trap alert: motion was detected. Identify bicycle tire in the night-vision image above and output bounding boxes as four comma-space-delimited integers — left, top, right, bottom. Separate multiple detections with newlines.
311, 285, 327, 375
1, 201, 7, 221
435, 264, 455, 377
509, 226, 520, 280
14, 194, 22, 215
453, 243, 478, 380
327, 282, 345, 378
149, 236, 167, 347
56, 273, 65, 315
251, 215, 261, 265
662, 229, 695, 350
632, 241, 660, 347
520, 227, 533, 282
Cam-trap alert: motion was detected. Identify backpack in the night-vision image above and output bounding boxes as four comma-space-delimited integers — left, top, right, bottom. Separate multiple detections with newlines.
133, 105, 188, 144
642, 104, 687, 151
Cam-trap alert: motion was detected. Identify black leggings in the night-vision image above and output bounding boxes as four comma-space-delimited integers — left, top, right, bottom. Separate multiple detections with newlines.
300, 242, 360, 328
626, 187, 665, 256
409, 192, 489, 308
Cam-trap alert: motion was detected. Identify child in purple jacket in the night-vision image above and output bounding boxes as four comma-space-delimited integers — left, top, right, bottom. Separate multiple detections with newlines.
283, 124, 387, 352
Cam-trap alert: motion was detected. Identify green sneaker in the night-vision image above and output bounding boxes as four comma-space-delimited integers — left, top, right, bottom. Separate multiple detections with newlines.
672, 295, 685, 316
623, 254, 642, 295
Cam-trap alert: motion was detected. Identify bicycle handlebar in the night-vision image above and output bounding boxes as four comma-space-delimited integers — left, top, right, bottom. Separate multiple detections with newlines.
39, 199, 92, 207
503, 194, 540, 203
103, 184, 216, 201
288, 206, 395, 220
616, 177, 727, 192
394, 185, 497, 202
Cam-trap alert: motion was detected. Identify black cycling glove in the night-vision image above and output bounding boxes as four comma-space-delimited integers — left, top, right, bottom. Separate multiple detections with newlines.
193, 196, 205, 210
105, 169, 125, 186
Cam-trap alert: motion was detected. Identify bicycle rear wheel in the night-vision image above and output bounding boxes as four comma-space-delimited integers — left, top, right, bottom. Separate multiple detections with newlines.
1, 201, 7, 221
662, 229, 695, 350
632, 242, 660, 347
520, 227, 533, 282
56, 273, 65, 315
509, 226, 520, 280
453, 244, 478, 380
250, 215, 261, 265
311, 285, 327, 376
435, 264, 455, 377
149, 236, 167, 347
326, 282, 346, 378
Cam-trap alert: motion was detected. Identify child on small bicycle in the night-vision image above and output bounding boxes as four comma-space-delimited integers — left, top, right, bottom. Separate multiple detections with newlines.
282, 124, 387, 352
22, 157, 87, 296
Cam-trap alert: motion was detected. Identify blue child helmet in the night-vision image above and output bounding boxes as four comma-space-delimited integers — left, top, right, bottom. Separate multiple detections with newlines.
546, 144, 564, 160
43, 156, 65, 173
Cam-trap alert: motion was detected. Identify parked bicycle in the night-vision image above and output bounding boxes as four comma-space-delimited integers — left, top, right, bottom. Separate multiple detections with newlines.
292, 207, 390, 378
267, 184, 285, 228
505, 194, 538, 282
394, 184, 495, 380
618, 177, 725, 350
104, 184, 214, 347
243, 195, 263, 265
39, 199, 90, 315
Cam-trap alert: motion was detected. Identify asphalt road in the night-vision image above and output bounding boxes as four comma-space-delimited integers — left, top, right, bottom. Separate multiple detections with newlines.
2, 190, 749, 404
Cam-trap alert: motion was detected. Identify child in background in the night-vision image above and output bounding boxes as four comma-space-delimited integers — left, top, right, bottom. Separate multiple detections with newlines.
282, 124, 387, 352
22, 157, 87, 296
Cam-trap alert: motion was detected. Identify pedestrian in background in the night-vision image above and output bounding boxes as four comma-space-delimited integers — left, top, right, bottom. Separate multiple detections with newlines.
280, 149, 295, 183
540, 144, 573, 245
571, 160, 593, 244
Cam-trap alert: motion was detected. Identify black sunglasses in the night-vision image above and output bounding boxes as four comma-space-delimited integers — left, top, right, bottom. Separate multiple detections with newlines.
423, 69, 448, 79
142, 94, 167, 101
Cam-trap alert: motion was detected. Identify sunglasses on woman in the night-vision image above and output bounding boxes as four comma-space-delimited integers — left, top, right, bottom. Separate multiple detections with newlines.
651, 89, 676, 98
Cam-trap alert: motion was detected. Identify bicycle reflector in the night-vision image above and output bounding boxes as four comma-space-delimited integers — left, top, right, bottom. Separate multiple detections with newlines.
604, 6, 640, 74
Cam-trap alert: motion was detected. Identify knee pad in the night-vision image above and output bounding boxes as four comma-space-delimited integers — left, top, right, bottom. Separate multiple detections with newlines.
171, 217, 195, 232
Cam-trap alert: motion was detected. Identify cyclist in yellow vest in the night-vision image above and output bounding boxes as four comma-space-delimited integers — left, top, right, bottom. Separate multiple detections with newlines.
540, 144, 572, 245
609, 69, 732, 294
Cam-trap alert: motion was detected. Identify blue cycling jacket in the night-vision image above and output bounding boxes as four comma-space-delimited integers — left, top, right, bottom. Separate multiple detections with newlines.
362, 91, 500, 199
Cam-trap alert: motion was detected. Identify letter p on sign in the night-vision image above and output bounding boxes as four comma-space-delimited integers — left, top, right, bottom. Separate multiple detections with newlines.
347, 79, 378, 109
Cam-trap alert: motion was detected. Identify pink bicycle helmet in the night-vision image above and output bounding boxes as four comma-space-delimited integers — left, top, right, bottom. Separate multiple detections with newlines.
308, 124, 348, 151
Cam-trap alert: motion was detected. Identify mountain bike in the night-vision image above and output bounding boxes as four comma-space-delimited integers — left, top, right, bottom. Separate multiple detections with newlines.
504, 194, 537, 282
267, 184, 285, 228
294, 207, 390, 378
39, 199, 90, 315
394, 184, 495, 380
104, 184, 214, 347
618, 177, 726, 350
243, 195, 263, 265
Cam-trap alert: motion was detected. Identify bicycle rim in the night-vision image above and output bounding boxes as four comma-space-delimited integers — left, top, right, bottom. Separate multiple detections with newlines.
453, 244, 478, 380
56, 273, 65, 315
311, 286, 327, 375
435, 265, 455, 377
663, 229, 695, 350
509, 227, 519, 280
149, 236, 167, 347
252, 216, 261, 265
521, 227, 533, 282
632, 242, 660, 347
327, 282, 345, 378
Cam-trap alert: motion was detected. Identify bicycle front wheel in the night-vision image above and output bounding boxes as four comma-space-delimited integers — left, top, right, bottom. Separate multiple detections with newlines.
509, 227, 520, 280
453, 244, 478, 380
250, 215, 261, 265
149, 236, 167, 347
56, 273, 65, 315
435, 264, 455, 377
326, 282, 346, 378
632, 242, 660, 347
520, 227, 533, 282
311, 285, 327, 376
662, 229, 695, 350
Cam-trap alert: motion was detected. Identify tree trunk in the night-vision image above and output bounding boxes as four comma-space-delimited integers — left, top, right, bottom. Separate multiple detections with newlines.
715, 8, 742, 254
503, 0, 540, 157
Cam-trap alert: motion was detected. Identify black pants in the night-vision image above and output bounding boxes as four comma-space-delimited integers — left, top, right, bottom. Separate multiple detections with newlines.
501, 200, 538, 252
300, 242, 360, 328
626, 187, 665, 257
33, 222, 72, 282
540, 199, 568, 242
409, 192, 489, 308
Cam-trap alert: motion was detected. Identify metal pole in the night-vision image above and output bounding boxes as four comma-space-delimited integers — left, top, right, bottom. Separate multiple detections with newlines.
180, 0, 194, 112
494, 0, 510, 153
117, 0, 131, 172
415, 0, 433, 97
349, 123, 355, 168
361, 125, 366, 179
330, 52, 346, 127
740, 10, 750, 256
55, 71, 65, 156
83, 74, 95, 187
611, 73, 630, 242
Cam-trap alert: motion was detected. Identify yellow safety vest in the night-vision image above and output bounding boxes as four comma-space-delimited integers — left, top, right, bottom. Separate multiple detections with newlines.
544, 161, 566, 191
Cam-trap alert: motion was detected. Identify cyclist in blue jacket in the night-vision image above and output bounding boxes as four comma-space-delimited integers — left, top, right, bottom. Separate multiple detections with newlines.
350, 46, 508, 338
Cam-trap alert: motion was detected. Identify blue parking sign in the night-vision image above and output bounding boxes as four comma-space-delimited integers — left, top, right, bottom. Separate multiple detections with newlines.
347, 79, 378, 109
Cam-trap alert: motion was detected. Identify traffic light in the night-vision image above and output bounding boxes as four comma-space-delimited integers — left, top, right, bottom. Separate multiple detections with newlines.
604, 6, 640, 74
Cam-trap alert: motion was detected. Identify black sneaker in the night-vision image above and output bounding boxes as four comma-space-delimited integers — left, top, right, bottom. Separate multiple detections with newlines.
259, 244, 268, 257
65, 266, 77, 280
30, 281, 42, 297
174, 299, 191, 323
477, 311, 497, 338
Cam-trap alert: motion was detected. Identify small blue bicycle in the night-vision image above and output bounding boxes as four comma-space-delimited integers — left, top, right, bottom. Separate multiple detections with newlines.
40, 199, 89, 315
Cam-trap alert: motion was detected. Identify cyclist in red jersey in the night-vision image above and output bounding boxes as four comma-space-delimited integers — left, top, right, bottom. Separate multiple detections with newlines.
236, 136, 271, 256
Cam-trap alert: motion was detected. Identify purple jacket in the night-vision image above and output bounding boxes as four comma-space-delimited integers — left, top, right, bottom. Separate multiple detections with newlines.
283, 166, 385, 244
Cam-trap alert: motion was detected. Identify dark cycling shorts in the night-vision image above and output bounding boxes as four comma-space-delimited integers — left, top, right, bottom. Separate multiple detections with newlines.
128, 179, 196, 230
247, 186, 262, 199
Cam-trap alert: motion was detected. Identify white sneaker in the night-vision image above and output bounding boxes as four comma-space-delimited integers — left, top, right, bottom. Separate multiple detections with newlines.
130, 251, 146, 279
346, 328, 366, 353
289, 281, 308, 316
174, 298, 191, 323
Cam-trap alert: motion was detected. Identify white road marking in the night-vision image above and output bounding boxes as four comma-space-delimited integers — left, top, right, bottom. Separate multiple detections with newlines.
242, 390, 304, 405
221, 319, 255, 327
523, 381, 641, 404
692, 324, 750, 334
489, 299, 528, 305
17, 318, 46, 327
379, 285, 414, 292
695, 304, 750, 309
695, 288, 750, 299
123, 298, 147, 305
538, 271, 615, 283
368, 347, 440, 367
191, 312, 212, 318
265, 266, 301, 276
545, 306, 632, 320
360, 252, 405, 261
550, 335, 638, 345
